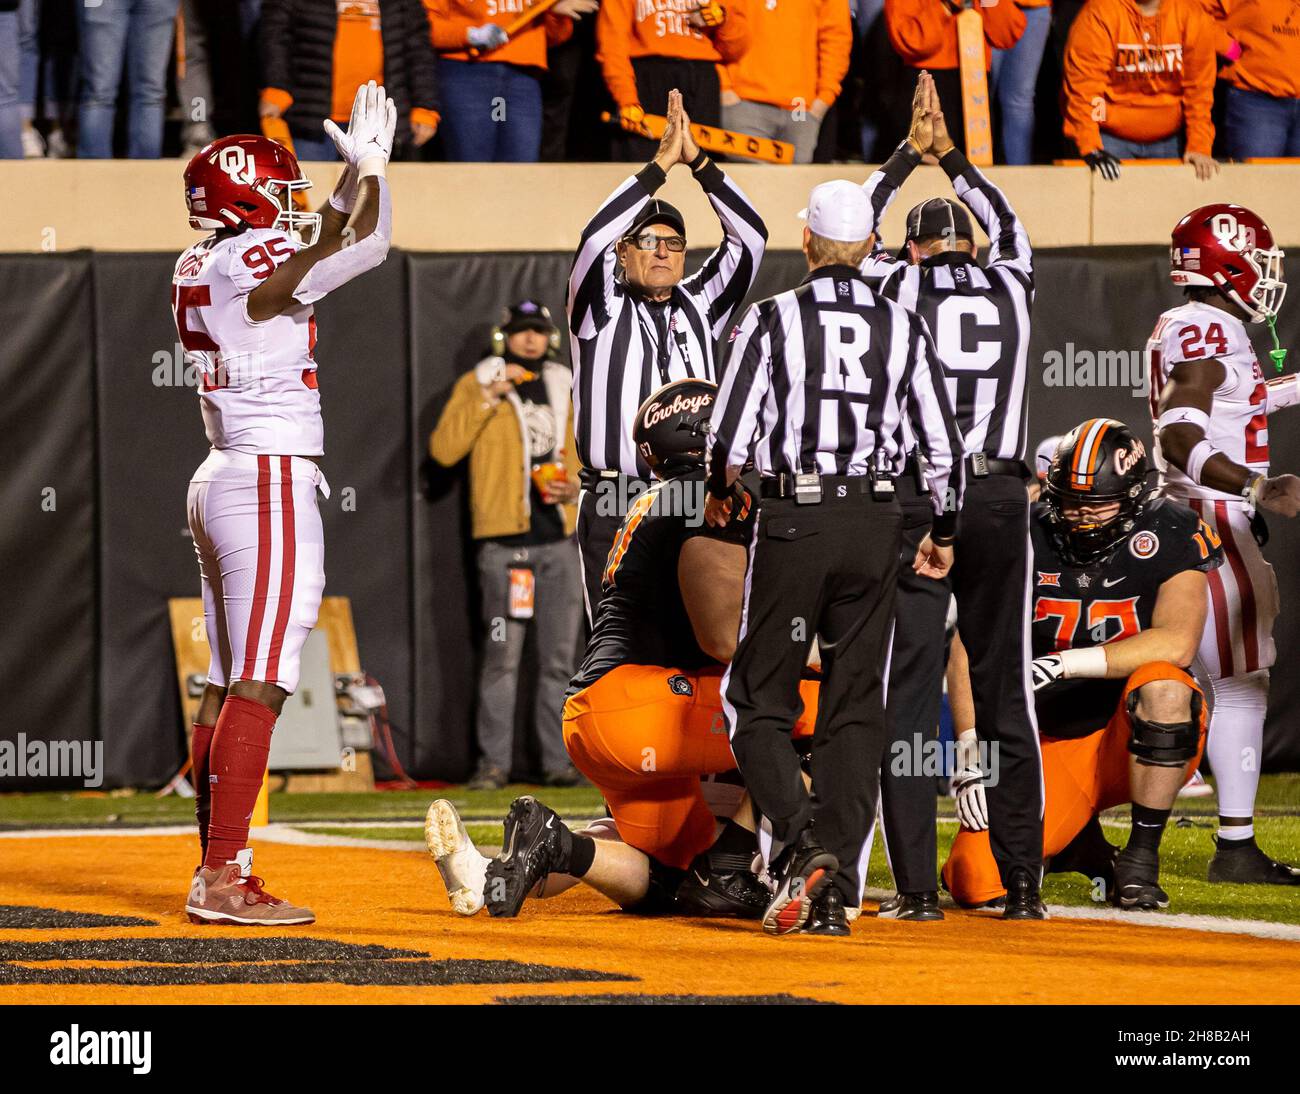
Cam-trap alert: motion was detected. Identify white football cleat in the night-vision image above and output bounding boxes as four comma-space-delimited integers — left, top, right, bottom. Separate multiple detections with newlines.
425, 798, 488, 916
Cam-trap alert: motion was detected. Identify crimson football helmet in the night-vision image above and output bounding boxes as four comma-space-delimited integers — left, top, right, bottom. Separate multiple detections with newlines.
183, 135, 320, 245
1169, 203, 1285, 323
1043, 418, 1151, 565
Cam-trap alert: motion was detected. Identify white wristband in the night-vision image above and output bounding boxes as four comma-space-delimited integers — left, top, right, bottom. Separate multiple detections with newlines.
1157, 405, 1211, 433
1184, 438, 1218, 484
1059, 646, 1108, 679
358, 155, 387, 180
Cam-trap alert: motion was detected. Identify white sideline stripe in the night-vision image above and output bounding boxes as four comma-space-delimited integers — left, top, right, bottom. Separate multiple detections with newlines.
859, 886, 1300, 942
1040, 904, 1300, 942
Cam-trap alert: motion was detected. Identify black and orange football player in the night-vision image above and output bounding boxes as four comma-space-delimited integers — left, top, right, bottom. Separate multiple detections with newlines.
944, 418, 1222, 912
426, 380, 827, 926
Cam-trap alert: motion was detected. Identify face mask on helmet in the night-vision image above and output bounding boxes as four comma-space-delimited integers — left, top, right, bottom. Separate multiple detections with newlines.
1043, 420, 1150, 566
262, 178, 321, 247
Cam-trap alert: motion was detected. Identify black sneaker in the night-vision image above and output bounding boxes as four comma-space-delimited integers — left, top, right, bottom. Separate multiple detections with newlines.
1113, 847, 1169, 910
762, 829, 838, 936
877, 891, 944, 921
484, 796, 569, 918
1208, 835, 1300, 886
1002, 869, 1048, 920
675, 849, 768, 919
801, 885, 850, 936
467, 764, 508, 791
1048, 815, 1118, 894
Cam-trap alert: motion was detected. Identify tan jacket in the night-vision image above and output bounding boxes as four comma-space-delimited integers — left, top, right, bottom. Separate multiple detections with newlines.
429, 359, 579, 541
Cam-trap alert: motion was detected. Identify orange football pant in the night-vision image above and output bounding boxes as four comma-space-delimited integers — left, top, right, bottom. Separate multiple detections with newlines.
562, 665, 820, 870
942, 662, 1207, 905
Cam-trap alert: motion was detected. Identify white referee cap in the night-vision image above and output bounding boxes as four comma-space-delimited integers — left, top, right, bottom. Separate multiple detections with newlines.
799, 180, 873, 244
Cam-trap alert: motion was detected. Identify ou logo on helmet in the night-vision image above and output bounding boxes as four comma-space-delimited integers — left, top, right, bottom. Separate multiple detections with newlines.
1210, 212, 1256, 252
214, 145, 258, 185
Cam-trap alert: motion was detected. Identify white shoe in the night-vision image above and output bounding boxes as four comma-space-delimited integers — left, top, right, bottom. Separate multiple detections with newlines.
1178, 770, 1215, 799
21, 126, 45, 158
425, 798, 488, 916
45, 127, 71, 159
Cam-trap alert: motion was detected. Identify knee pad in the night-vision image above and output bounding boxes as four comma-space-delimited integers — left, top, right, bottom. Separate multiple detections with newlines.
1127, 688, 1201, 768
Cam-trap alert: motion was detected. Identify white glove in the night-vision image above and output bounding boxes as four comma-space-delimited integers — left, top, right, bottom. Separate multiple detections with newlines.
1031, 654, 1066, 692
475, 356, 508, 387
324, 81, 396, 179
952, 730, 988, 831
468, 23, 509, 50
324, 86, 364, 211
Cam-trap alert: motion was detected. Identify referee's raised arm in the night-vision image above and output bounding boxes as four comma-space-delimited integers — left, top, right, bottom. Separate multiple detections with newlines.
565, 89, 769, 620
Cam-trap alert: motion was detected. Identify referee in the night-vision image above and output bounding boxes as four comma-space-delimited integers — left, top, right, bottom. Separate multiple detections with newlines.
864, 74, 1045, 920
704, 180, 964, 938
566, 88, 767, 619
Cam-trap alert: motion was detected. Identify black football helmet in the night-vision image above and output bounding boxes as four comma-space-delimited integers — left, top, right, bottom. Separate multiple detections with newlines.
1043, 418, 1152, 565
633, 378, 716, 479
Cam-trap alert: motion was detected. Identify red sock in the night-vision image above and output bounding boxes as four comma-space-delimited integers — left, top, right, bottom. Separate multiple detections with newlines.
191, 722, 216, 862
203, 695, 276, 871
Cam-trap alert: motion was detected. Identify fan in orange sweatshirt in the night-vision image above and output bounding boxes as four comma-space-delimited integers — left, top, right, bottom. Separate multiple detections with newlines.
427, 0, 591, 160
1062, 0, 1217, 157
1208, 0, 1300, 157
884, 0, 1025, 70
597, 0, 752, 132
719, 0, 852, 162
883, 0, 1023, 154
425, 0, 576, 69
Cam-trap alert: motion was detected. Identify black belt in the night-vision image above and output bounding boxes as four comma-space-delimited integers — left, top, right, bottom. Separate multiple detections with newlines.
965, 453, 1030, 480
578, 468, 633, 489
760, 472, 894, 503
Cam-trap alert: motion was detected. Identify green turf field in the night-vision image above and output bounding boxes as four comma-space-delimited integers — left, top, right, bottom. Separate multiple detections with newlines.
4, 775, 1298, 925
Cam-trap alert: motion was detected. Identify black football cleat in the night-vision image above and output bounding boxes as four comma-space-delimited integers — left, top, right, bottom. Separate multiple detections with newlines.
877, 891, 945, 921
484, 796, 569, 918
1112, 847, 1169, 910
675, 848, 769, 919
800, 884, 850, 936
1002, 869, 1048, 920
1048, 815, 1118, 895
762, 829, 838, 936
1208, 835, 1300, 886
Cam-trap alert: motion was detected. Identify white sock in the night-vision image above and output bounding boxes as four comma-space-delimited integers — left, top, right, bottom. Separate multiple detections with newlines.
1205, 670, 1268, 840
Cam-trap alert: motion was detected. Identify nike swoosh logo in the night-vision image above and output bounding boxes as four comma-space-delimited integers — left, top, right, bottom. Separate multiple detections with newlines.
500, 825, 519, 863
1102, 577, 1126, 587
693, 871, 710, 888
544, 816, 555, 829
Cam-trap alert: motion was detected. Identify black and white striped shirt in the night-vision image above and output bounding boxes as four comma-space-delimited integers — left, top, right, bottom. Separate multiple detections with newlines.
706, 264, 964, 528
567, 161, 767, 478
861, 145, 1034, 462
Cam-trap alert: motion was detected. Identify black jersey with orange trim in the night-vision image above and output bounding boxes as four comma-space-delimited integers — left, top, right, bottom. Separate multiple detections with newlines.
1030, 496, 1222, 736
568, 473, 755, 696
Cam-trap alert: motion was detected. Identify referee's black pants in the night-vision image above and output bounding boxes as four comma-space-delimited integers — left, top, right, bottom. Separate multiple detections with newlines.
575, 472, 650, 623
723, 487, 901, 904
884, 472, 1043, 892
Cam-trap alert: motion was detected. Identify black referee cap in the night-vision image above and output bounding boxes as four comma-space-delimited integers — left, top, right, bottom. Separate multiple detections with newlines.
904, 197, 974, 243
626, 198, 686, 239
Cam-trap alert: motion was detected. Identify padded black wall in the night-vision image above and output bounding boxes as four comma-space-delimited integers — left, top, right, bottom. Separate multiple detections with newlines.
2, 247, 1297, 788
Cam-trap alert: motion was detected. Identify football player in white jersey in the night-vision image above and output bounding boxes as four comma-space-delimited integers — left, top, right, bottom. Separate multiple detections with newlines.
174, 82, 396, 924
1148, 202, 1300, 885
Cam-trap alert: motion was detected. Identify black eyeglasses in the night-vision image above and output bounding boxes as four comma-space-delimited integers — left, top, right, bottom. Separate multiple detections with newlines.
625, 232, 687, 253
